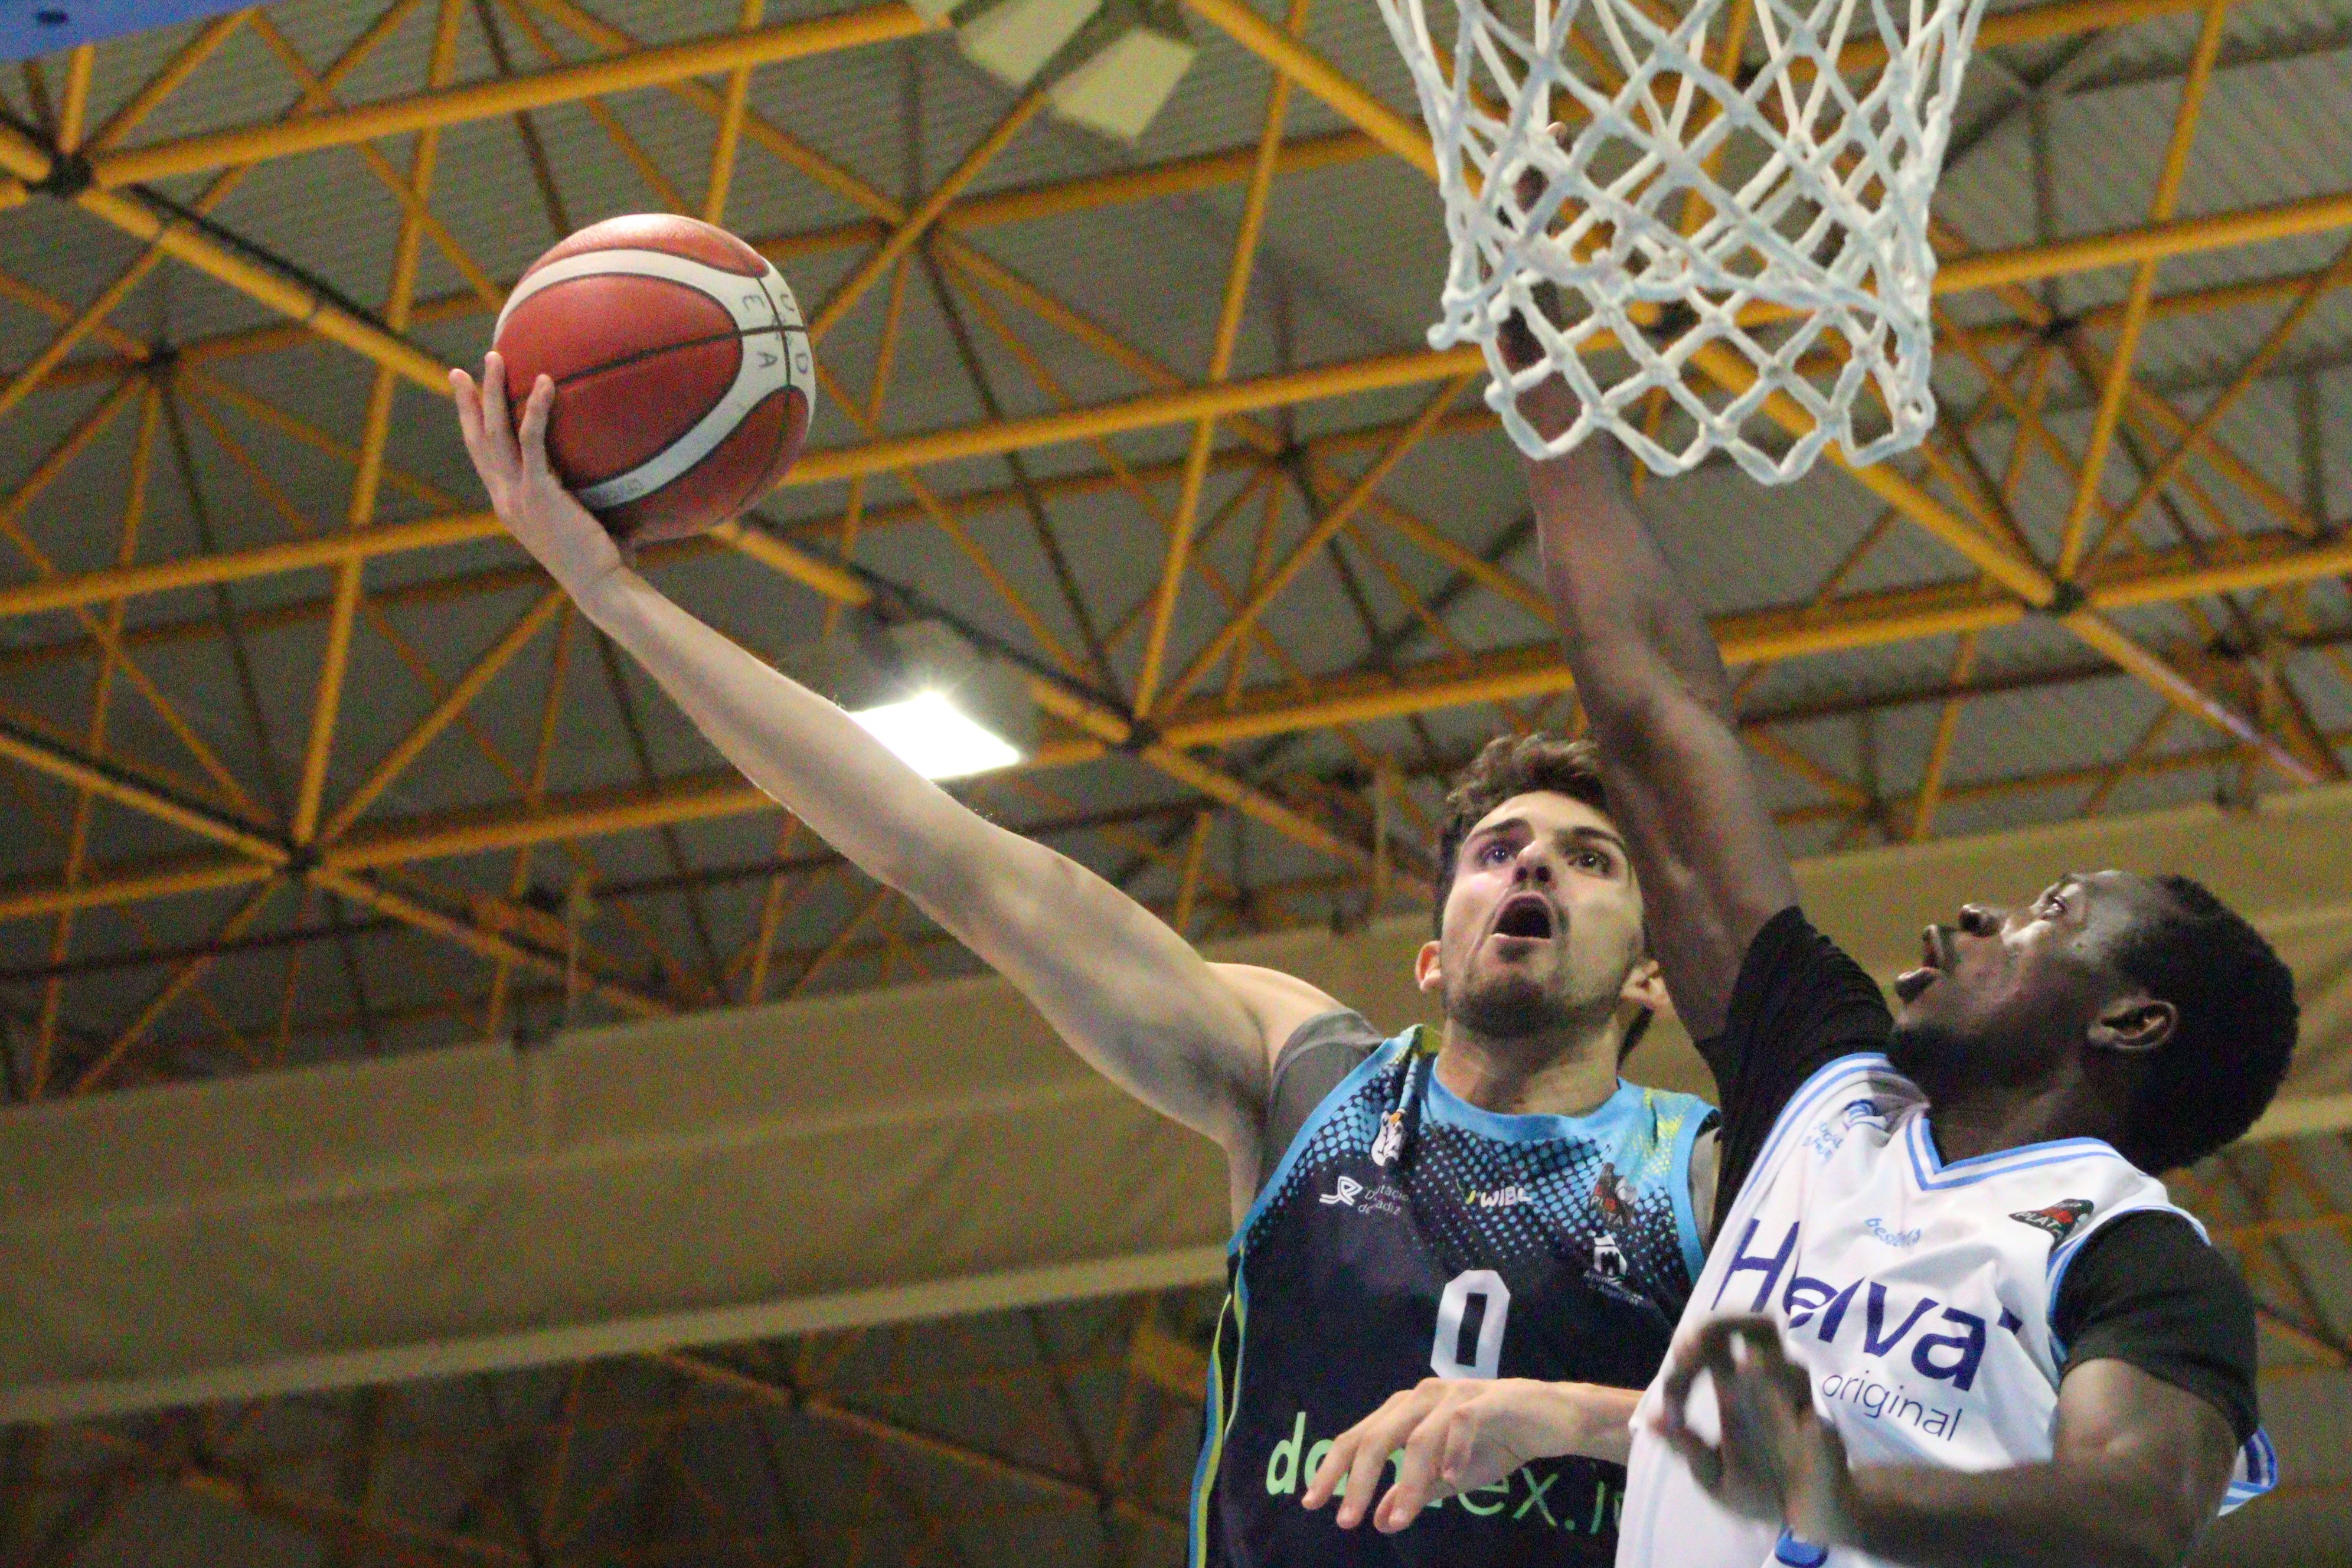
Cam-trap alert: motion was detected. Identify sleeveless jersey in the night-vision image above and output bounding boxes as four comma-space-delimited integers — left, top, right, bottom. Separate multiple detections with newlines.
1193, 1026, 1716, 1568
1618, 1053, 2278, 1568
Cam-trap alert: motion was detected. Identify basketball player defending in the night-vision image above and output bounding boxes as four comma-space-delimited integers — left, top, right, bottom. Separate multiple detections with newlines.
1420, 372, 2285, 1566
452, 354, 1720, 1568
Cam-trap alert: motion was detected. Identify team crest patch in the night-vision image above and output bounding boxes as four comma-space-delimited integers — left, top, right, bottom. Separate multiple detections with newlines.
2010, 1198, 2095, 1244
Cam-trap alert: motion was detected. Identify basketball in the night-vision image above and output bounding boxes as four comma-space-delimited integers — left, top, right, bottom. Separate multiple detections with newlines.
491, 214, 816, 544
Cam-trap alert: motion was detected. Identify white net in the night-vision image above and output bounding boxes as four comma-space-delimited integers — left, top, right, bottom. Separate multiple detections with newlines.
1375, 0, 1994, 481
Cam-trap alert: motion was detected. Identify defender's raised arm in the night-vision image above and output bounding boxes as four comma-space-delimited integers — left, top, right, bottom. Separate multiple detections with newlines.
454, 357, 1335, 1203
1520, 377, 1796, 1050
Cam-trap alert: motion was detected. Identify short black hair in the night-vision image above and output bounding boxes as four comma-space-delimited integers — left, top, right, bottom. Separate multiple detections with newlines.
1433, 734, 1654, 1059
2111, 874, 2298, 1173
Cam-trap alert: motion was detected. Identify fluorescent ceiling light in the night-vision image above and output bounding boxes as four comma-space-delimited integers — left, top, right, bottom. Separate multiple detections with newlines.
851, 691, 1024, 780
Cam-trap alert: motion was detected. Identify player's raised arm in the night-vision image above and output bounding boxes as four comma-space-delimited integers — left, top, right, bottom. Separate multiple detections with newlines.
1520, 374, 1798, 1048
453, 355, 1331, 1177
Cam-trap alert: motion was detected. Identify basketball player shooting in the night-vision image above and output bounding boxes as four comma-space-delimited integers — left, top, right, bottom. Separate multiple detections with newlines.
1508, 366, 2290, 1567
452, 352, 1721, 1568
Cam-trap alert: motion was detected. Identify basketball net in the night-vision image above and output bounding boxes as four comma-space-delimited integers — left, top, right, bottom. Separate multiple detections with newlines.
1375, 0, 1992, 481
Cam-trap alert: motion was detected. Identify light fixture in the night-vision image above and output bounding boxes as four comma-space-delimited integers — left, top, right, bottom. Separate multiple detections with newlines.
851, 691, 1025, 780
912, 0, 1197, 141
779, 618, 1037, 782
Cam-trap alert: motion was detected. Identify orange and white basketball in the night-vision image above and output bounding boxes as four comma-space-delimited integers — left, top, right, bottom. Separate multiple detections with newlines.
491, 214, 816, 544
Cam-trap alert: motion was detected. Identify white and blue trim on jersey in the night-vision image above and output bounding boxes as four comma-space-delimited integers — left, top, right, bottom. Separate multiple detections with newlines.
1902, 1118, 2136, 1191
1745, 1051, 1897, 1194
2224, 1428, 2280, 1513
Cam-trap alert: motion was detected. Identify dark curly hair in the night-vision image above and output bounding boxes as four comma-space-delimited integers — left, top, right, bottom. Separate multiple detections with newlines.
1432, 734, 1652, 1060
2111, 874, 2298, 1172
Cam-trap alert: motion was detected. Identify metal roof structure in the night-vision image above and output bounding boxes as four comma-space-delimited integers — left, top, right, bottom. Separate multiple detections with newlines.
0, 0, 2348, 1560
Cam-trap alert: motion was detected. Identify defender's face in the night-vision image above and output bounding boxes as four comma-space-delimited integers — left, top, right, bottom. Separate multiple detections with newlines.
1890, 869, 2167, 1082
1423, 791, 1647, 1037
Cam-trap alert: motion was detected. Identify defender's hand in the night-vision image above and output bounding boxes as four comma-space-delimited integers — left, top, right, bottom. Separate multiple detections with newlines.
1300, 1377, 1592, 1533
1652, 1316, 1863, 1547
452, 352, 625, 599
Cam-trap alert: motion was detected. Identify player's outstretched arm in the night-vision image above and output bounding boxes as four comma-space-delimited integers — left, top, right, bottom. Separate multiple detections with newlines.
1521, 378, 1798, 1047
1654, 1317, 2237, 1568
1299, 1376, 1643, 1531
452, 356, 1327, 1168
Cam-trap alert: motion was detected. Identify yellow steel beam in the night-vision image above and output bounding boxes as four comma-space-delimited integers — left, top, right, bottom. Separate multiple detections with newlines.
85, 10, 253, 152
1154, 375, 1476, 713
1680, 339, 2319, 780
319, 589, 568, 840
32, 138, 2352, 408
294, 0, 466, 846
1937, 187, 2352, 297
806, 87, 1048, 343
72, 187, 448, 390
56, 44, 94, 153
71, 878, 279, 1093
32, 387, 164, 1090
0, 857, 272, 924
659, 1351, 1183, 1537
0, 511, 503, 619
87, 2, 937, 189
245, 12, 507, 311
1138, 0, 1305, 711
788, 345, 1484, 484
311, 866, 669, 1018
17, 524, 2337, 912
2056, 0, 2233, 577
1178, 0, 1433, 175
3, 324, 2345, 678
0, 721, 290, 869
700, 0, 766, 224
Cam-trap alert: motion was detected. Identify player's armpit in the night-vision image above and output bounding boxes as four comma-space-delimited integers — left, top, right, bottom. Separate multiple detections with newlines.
1210, 964, 1349, 1074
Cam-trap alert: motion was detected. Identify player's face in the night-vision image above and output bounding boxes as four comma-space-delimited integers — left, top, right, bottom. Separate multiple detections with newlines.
1420, 791, 1648, 1040
1888, 868, 2168, 1087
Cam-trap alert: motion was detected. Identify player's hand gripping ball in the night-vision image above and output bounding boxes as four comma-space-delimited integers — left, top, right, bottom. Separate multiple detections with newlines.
488, 214, 816, 544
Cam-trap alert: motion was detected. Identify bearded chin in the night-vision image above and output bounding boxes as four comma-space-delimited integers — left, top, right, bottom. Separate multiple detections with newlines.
1445, 971, 1559, 1039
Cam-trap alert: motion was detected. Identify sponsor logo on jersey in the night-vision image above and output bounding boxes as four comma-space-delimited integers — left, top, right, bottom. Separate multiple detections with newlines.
1318, 1174, 1406, 1217
1710, 1218, 2033, 1437
1319, 1175, 1366, 1207
1462, 1182, 1533, 1210
1259, 1410, 1622, 1536
2009, 1198, 2095, 1245
1863, 1217, 1922, 1247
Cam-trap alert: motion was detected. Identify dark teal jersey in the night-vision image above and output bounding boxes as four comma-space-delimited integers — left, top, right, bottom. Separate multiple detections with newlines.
1191, 1024, 1714, 1568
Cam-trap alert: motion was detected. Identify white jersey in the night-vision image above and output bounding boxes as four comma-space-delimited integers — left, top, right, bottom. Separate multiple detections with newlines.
1619, 1053, 2276, 1568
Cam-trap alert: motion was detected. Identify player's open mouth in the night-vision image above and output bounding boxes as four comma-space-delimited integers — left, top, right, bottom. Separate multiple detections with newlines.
1492, 893, 1556, 943
1893, 925, 1953, 1003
